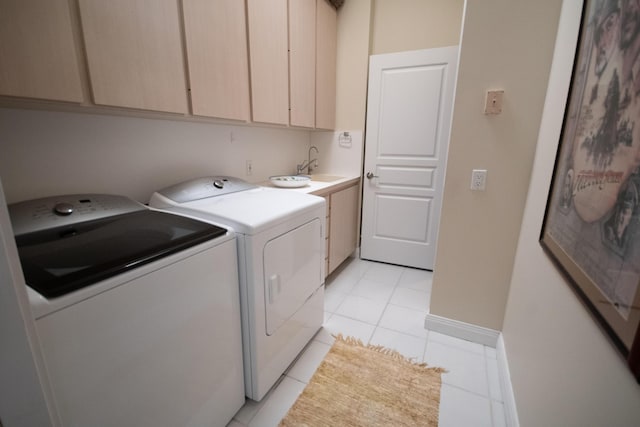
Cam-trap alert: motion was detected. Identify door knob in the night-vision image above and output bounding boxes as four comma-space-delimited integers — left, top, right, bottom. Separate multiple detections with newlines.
366, 172, 379, 179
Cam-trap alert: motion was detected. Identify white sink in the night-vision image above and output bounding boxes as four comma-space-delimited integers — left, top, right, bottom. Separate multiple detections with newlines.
307, 174, 344, 183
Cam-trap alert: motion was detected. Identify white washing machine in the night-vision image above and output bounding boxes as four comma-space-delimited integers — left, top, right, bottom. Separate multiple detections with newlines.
150, 176, 325, 401
9, 194, 245, 427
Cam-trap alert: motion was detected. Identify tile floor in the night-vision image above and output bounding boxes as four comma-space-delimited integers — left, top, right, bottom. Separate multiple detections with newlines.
229, 256, 508, 427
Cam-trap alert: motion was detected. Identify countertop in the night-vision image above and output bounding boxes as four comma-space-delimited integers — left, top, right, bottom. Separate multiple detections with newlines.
259, 174, 361, 196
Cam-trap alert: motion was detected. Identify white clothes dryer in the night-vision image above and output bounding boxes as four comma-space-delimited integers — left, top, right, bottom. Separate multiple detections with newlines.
150, 176, 325, 401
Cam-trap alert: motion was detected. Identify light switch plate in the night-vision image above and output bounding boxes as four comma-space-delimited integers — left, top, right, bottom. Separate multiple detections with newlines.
484, 90, 504, 115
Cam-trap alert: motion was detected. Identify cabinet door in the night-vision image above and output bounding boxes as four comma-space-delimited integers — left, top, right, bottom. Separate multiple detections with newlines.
329, 184, 359, 273
183, 0, 250, 121
0, 0, 83, 102
247, 0, 289, 125
79, 0, 188, 113
289, 0, 315, 128
315, 0, 337, 130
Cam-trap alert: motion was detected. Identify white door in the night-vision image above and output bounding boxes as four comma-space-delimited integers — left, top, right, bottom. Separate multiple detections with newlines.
360, 46, 458, 270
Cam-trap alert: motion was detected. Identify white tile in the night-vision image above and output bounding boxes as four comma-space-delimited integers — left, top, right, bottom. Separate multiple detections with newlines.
369, 327, 427, 361
233, 397, 264, 425
323, 311, 332, 323
335, 294, 387, 324
427, 331, 485, 355
323, 289, 347, 313
325, 272, 358, 295
337, 257, 373, 279
438, 384, 493, 427
390, 286, 430, 311
378, 304, 428, 338
362, 262, 405, 285
243, 259, 519, 427
322, 314, 376, 343
486, 356, 503, 402
350, 277, 397, 303
286, 340, 332, 384
397, 268, 433, 292
247, 377, 306, 427
424, 340, 489, 397
491, 400, 507, 427
314, 326, 335, 346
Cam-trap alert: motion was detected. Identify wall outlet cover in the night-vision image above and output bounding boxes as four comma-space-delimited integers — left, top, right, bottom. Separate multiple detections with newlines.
471, 169, 487, 191
484, 90, 504, 115
338, 132, 352, 148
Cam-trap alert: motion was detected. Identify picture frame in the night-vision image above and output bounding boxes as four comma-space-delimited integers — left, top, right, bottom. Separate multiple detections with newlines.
540, 0, 640, 381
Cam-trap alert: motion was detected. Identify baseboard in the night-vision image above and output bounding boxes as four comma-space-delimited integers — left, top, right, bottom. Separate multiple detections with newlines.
423, 314, 500, 347
496, 334, 520, 427
424, 315, 519, 426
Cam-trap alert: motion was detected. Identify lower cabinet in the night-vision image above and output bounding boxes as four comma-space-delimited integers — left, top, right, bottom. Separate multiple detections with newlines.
313, 180, 360, 278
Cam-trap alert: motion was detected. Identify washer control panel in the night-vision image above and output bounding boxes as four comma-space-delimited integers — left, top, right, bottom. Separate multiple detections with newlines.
155, 176, 257, 203
9, 194, 145, 236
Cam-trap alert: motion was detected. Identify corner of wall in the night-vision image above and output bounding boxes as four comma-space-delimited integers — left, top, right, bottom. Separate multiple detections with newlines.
496, 334, 520, 427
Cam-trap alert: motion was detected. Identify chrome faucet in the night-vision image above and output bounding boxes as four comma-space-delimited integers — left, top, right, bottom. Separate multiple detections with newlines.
297, 146, 319, 175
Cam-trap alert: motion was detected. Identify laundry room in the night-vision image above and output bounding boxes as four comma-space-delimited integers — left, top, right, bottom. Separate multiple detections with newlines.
3, 1, 640, 427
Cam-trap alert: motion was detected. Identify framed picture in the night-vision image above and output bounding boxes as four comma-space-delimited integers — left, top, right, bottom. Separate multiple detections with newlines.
540, 0, 640, 381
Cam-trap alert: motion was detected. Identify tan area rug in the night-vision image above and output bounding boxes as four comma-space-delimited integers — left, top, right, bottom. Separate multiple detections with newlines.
279, 335, 445, 427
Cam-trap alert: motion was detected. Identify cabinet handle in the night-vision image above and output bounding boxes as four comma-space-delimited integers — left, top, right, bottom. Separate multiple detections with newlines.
366, 172, 379, 180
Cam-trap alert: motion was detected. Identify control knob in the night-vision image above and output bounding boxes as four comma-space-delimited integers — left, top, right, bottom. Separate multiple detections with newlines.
53, 202, 74, 216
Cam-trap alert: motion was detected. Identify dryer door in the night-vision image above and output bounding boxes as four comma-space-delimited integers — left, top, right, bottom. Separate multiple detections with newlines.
263, 218, 323, 335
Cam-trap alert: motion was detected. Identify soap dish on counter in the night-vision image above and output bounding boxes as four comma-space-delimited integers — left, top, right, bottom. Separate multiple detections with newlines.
269, 175, 310, 188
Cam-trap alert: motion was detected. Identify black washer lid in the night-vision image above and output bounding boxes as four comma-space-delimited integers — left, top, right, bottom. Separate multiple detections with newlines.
15, 210, 227, 298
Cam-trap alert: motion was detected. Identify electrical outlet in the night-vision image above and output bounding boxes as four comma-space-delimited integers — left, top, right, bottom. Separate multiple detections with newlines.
246, 160, 253, 176
471, 169, 487, 191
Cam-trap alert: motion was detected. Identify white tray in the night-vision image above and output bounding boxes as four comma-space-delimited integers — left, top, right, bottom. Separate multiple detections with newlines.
270, 175, 310, 188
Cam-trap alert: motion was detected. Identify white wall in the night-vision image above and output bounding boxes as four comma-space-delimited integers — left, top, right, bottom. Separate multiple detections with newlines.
0, 179, 56, 426
503, 0, 640, 424
0, 108, 310, 204
311, 130, 364, 177
430, 0, 563, 330
0, 1, 379, 205
315, 0, 371, 178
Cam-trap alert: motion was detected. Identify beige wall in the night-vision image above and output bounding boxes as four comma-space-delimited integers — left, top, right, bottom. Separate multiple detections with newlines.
429, 0, 563, 330
503, 0, 640, 423
370, 0, 463, 55
334, 0, 372, 131
334, 0, 464, 132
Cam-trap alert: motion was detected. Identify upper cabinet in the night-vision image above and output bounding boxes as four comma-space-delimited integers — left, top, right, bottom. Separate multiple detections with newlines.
246, 0, 289, 126
247, 0, 336, 129
289, 0, 316, 128
78, 0, 188, 114
316, 0, 337, 130
0, 0, 83, 102
1, 0, 337, 127
183, 0, 250, 121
